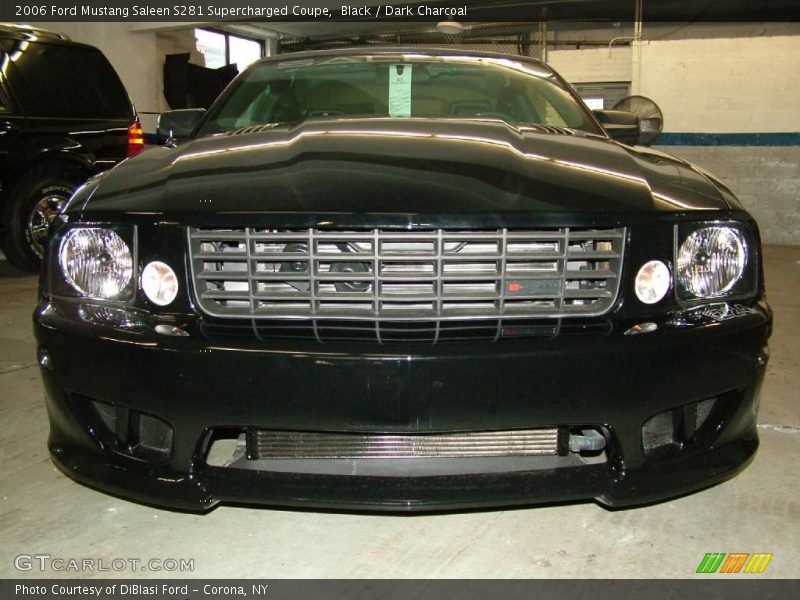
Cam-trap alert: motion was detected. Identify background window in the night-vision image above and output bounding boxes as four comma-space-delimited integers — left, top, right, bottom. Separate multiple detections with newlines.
229, 36, 262, 72
582, 97, 605, 110
573, 83, 632, 112
195, 29, 226, 69
195, 29, 263, 73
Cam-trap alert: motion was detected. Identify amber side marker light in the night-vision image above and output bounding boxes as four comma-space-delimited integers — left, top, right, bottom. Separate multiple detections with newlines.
127, 120, 145, 157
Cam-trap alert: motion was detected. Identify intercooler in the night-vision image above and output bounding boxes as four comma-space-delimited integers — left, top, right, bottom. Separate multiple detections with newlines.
247, 428, 565, 459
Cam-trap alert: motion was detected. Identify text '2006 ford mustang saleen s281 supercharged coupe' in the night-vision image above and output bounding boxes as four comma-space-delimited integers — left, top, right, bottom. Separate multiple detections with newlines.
35, 49, 771, 511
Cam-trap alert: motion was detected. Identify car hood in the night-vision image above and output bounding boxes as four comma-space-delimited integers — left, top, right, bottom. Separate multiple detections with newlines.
73, 118, 735, 228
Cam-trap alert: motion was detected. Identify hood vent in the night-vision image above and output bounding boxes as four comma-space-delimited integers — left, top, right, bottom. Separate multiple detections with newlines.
225, 123, 281, 136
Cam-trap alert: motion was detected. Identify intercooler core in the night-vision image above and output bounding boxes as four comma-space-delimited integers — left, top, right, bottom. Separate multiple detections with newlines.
246, 428, 567, 460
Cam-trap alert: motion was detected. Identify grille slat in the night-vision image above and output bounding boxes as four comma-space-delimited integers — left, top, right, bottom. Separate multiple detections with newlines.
250, 428, 563, 459
190, 227, 625, 323
565, 269, 616, 280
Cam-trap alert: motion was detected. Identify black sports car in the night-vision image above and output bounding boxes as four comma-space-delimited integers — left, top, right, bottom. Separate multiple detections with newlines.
35, 49, 771, 511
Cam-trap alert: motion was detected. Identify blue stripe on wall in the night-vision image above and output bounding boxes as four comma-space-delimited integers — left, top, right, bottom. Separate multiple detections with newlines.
657, 132, 800, 146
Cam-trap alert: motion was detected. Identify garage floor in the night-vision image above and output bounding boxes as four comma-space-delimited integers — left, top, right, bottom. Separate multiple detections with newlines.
1, 246, 798, 579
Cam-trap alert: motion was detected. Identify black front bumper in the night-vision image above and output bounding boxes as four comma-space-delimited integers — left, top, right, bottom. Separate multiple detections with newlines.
35, 301, 770, 512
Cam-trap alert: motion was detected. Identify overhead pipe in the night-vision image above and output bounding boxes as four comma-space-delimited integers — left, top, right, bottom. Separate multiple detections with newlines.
608, 35, 636, 56
608, 0, 643, 56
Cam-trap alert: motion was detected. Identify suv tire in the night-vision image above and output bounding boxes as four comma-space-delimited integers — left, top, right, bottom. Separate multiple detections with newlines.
1, 165, 84, 272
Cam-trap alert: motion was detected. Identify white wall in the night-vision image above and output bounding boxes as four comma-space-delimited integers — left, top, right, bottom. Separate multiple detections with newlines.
548, 32, 800, 134
633, 34, 800, 244
546, 30, 800, 245
667, 146, 800, 245
636, 36, 800, 133
547, 46, 632, 84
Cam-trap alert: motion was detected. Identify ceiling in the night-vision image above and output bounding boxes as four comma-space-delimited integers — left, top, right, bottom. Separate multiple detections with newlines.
131, 0, 798, 43
224, 0, 799, 40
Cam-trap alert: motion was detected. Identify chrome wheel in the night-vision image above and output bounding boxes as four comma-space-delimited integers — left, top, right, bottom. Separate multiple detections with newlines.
28, 192, 69, 257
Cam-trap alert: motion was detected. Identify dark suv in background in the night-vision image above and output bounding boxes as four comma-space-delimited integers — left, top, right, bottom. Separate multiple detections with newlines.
0, 23, 141, 271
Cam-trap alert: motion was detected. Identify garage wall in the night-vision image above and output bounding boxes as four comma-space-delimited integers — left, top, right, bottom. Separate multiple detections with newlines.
548, 46, 632, 84
636, 36, 799, 133
637, 35, 800, 245
552, 32, 800, 245
660, 146, 800, 244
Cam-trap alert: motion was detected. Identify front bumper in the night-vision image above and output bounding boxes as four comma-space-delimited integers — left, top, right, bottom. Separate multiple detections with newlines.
35, 300, 771, 512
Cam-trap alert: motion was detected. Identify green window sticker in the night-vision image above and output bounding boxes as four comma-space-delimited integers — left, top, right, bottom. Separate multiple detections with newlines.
388, 64, 412, 117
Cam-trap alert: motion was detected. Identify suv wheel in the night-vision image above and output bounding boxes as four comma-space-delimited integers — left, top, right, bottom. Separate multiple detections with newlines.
1, 165, 83, 272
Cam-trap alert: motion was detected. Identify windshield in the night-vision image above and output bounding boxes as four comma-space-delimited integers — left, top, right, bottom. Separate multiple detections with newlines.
196, 53, 602, 137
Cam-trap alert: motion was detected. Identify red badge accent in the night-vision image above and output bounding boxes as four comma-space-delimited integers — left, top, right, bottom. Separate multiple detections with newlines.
508, 281, 521, 293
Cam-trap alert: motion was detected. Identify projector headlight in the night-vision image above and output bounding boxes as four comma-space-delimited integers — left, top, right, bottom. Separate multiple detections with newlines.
676, 225, 749, 300
58, 227, 134, 300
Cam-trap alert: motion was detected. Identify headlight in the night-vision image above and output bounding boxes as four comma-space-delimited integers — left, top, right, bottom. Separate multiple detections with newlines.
59, 228, 134, 300
676, 226, 747, 299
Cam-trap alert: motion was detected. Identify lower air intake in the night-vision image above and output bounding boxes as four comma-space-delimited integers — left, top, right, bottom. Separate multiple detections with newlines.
248, 428, 564, 459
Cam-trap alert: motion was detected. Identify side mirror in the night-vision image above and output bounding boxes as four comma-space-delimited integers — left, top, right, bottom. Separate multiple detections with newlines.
156, 109, 205, 145
593, 109, 641, 146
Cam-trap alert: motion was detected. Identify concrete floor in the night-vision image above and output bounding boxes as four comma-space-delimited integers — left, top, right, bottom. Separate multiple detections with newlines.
1, 246, 798, 579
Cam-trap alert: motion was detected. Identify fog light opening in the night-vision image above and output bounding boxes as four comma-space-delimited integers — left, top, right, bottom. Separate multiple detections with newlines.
642, 411, 678, 456
694, 398, 716, 431
88, 398, 173, 461
642, 396, 720, 457
91, 400, 116, 433
137, 413, 174, 456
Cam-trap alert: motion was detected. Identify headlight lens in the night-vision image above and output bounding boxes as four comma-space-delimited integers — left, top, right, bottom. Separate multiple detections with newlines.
676, 226, 746, 299
59, 228, 133, 299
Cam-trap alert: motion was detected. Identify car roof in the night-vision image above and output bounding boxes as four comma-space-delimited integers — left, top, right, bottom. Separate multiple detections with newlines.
256, 47, 549, 66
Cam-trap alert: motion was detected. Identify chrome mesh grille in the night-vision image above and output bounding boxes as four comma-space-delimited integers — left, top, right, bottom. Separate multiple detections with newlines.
249, 428, 563, 459
189, 227, 625, 320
